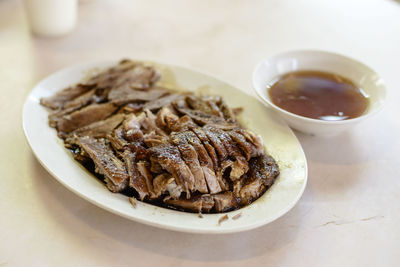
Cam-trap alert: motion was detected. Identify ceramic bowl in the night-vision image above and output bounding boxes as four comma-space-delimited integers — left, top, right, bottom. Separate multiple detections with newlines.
252, 50, 386, 136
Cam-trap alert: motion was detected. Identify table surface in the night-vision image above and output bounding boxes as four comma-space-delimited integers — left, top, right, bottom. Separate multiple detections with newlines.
1, 0, 399, 266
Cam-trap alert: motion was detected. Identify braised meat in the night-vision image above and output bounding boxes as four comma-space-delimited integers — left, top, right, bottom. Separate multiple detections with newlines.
40, 59, 280, 213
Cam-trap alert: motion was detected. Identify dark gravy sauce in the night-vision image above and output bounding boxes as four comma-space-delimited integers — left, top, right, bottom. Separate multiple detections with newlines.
268, 70, 369, 121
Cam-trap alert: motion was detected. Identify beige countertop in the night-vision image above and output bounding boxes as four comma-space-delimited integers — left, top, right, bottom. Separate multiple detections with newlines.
1, 0, 399, 266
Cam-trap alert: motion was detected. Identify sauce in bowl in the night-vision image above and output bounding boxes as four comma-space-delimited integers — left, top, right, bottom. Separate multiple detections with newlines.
268, 70, 369, 121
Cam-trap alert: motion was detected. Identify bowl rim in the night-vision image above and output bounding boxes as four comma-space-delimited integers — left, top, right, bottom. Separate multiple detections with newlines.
252, 49, 386, 125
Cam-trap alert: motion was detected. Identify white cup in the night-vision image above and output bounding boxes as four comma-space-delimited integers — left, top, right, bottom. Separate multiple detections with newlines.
24, 0, 78, 37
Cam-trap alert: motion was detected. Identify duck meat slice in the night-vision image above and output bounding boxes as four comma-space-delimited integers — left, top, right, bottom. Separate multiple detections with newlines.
207, 126, 249, 181
70, 113, 125, 139
106, 127, 129, 152
235, 128, 264, 155
238, 155, 280, 205
47, 90, 103, 129
139, 109, 168, 136
110, 63, 160, 93
178, 130, 213, 169
62, 89, 99, 110
111, 88, 169, 106
148, 144, 195, 196
213, 191, 239, 212
40, 84, 94, 110
164, 196, 203, 213
136, 161, 155, 197
122, 113, 141, 134
155, 106, 179, 132
170, 115, 197, 132
122, 102, 145, 113
171, 131, 208, 193
190, 127, 218, 170
123, 152, 150, 200
228, 129, 259, 160
203, 127, 228, 161
77, 137, 128, 193
218, 99, 238, 123
202, 166, 223, 193
174, 130, 223, 193
144, 93, 185, 111
152, 173, 183, 199
174, 106, 230, 127
57, 103, 117, 135
164, 194, 215, 213
185, 95, 224, 117
84, 59, 136, 88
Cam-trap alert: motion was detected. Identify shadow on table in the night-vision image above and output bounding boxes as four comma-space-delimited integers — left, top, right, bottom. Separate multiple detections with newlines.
30, 153, 307, 263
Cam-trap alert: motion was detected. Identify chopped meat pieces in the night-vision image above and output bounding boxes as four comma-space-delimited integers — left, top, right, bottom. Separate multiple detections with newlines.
40, 59, 280, 213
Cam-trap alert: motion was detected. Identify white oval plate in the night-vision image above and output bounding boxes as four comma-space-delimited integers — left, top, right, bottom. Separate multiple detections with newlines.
23, 61, 307, 234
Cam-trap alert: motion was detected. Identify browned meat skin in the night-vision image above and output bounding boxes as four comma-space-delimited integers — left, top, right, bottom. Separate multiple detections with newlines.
200, 194, 215, 213
122, 102, 144, 113
155, 106, 179, 133
48, 90, 101, 128
107, 65, 160, 99
143, 132, 169, 148
228, 130, 259, 160
139, 109, 168, 136
136, 161, 155, 197
170, 132, 208, 194
144, 93, 185, 111
148, 157, 163, 173
57, 103, 118, 135
40, 84, 93, 110
185, 95, 224, 117
85, 60, 160, 99
206, 126, 249, 181
123, 151, 149, 200
70, 113, 125, 139
203, 128, 228, 161
218, 99, 237, 123
174, 106, 230, 127
123, 113, 141, 133
213, 192, 239, 212
202, 166, 223, 193
148, 144, 195, 196
152, 173, 182, 199
62, 89, 98, 109
106, 127, 128, 152
111, 88, 169, 106
180, 130, 213, 168
77, 137, 129, 192
236, 129, 264, 155
163, 191, 238, 213
169, 115, 197, 132
171, 129, 223, 193
164, 197, 203, 213
164, 194, 216, 213
48, 106, 79, 128
190, 127, 218, 170
85, 60, 136, 88
121, 114, 149, 161
238, 155, 279, 205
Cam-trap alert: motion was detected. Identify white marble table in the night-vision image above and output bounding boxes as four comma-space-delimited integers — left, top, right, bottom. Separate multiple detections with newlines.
1, 0, 399, 266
